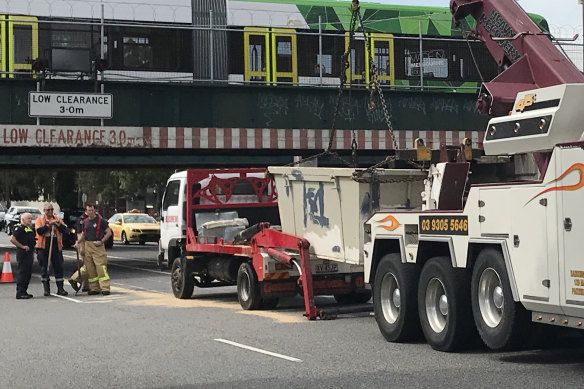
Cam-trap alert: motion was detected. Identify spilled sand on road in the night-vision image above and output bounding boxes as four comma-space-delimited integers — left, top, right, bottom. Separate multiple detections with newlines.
114, 286, 304, 324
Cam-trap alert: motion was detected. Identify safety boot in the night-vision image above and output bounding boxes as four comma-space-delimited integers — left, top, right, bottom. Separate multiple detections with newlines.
68, 279, 80, 292
42, 281, 50, 296
56, 281, 68, 296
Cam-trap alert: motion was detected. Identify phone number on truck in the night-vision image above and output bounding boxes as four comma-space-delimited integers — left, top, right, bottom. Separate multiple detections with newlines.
419, 215, 468, 235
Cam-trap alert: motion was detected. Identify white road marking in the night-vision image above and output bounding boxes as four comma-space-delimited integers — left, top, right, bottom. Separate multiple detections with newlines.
214, 339, 302, 363
112, 282, 167, 294
49, 293, 83, 303
108, 262, 171, 275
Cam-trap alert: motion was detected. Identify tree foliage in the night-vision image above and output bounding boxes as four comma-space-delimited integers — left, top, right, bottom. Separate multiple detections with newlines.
76, 168, 173, 209
0, 170, 52, 203
0, 169, 174, 212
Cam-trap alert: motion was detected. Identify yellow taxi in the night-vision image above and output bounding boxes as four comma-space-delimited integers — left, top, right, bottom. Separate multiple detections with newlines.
108, 210, 160, 245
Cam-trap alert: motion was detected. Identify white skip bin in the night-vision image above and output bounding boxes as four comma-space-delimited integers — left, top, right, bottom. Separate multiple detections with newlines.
268, 166, 426, 265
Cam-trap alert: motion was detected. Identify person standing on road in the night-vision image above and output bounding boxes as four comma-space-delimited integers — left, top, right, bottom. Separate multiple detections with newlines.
35, 203, 68, 296
9, 213, 36, 299
78, 203, 112, 295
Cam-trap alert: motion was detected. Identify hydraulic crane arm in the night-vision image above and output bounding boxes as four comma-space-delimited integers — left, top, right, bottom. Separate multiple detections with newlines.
450, 0, 584, 116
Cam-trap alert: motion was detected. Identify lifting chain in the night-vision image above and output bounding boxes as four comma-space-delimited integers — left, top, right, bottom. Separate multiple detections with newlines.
327, 3, 359, 153
297, 0, 407, 174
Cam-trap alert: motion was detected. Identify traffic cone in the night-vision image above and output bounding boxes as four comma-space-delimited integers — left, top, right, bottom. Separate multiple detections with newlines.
0, 252, 14, 283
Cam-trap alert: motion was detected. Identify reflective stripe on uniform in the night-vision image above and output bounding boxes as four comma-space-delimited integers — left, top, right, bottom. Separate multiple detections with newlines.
101, 265, 110, 281
88, 276, 100, 282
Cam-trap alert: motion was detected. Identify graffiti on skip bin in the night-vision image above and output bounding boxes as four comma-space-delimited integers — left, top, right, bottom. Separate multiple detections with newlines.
303, 182, 329, 228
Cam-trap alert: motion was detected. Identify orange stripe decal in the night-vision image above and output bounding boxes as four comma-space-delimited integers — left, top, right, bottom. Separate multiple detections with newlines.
528, 163, 584, 204
377, 215, 401, 231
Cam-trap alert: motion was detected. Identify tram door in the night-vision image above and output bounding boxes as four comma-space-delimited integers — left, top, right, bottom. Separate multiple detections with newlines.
244, 27, 297, 85
345, 32, 366, 85
367, 34, 395, 86
271, 29, 297, 84
0, 15, 38, 78
244, 27, 271, 83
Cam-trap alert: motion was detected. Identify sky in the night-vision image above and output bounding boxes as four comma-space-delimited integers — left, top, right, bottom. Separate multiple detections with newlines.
374, 0, 583, 40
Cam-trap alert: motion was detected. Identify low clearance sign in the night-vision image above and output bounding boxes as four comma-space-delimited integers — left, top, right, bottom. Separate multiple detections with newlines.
29, 92, 113, 119
0, 126, 148, 148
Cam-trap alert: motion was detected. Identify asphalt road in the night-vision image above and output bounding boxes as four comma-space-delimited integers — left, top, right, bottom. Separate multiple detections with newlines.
0, 234, 583, 388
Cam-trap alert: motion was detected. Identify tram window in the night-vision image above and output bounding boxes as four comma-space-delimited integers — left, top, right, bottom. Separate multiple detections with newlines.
374, 42, 390, 76
248, 35, 266, 72
350, 39, 366, 78
52, 29, 91, 48
13, 25, 32, 63
123, 36, 152, 68
323, 35, 343, 76
317, 54, 332, 75
275, 36, 292, 72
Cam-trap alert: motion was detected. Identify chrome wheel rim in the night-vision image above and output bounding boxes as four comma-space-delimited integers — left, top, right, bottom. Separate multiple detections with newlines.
425, 278, 448, 333
380, 272, 400, 324
239, 272, 251, 301
171, 266, 182, 292
478, 267, 504, 328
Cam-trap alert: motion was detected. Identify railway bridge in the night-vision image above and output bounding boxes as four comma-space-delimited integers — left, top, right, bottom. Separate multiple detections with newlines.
0, 80, 488, 167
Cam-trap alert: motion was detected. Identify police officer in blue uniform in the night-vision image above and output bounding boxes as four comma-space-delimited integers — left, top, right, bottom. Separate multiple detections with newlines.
10, 212, 36, 299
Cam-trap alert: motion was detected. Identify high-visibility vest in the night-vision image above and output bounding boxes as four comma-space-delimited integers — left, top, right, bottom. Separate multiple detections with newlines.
35, 215, 64, 249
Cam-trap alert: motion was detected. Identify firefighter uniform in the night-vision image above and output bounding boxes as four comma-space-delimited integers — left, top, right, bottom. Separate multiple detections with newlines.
35, 210, 69, 296
11, 221, 36, 299
82, 215, 110, 295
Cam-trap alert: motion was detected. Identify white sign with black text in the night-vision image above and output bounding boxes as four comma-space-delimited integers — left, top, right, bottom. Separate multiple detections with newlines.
29, 92, 113, 119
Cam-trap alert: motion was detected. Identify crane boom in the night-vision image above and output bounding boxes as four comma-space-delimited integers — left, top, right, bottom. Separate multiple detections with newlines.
450, 0, 584, 116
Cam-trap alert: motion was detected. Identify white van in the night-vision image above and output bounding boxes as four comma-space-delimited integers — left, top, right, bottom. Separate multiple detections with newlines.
4, 206, 42, 235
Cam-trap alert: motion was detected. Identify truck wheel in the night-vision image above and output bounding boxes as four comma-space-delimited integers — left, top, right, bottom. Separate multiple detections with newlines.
373, 253, 421, 342
418, 256, 473, 352
334, 291, 372, 305
171, 257, 194, 299
471, 248, 529, 350
237, 262, 262, 310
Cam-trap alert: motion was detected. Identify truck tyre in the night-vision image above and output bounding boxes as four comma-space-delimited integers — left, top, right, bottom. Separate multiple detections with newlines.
471, 248, 529, 350
334, 291, 372, 305
171, 257, 194, 299
418, 256, 473, 352
373, 253, 421, 342
237, 262, 262, 310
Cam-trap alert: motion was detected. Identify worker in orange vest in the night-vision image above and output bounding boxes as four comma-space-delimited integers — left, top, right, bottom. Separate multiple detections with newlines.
35, 203, 69, 296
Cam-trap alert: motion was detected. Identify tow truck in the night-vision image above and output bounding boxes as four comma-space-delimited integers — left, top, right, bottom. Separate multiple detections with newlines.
364, 0, 584, 351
